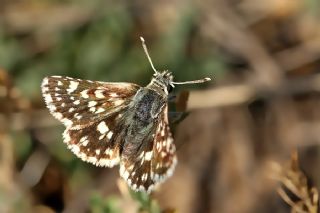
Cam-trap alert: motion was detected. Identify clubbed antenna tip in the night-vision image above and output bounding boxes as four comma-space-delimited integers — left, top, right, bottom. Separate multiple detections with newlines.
172, 77, 212, 85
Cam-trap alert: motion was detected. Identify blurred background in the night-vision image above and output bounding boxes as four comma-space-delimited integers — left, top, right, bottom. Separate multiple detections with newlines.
1, 0, 320, 212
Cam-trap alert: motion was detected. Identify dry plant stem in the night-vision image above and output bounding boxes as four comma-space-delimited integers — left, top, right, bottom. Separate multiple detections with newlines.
275, 37, 320, 72
116, 179, 140, 213
188, 72, 320, 110
277, 188, 309, 213
20, 148, 51, 188
198, 0, 284, 87
188, 84, 254, 110
274, 151, 319, 213
117, 178, 131, 200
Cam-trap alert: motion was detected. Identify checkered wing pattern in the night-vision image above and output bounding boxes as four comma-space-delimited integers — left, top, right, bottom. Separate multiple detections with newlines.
41, 76, 139, 129
119, 107, 177, 193
41, 76, 140, 167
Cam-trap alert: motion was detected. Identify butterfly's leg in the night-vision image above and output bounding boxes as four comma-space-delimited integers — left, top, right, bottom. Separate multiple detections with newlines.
169, 111, 188, 124
168, 94, 177, 103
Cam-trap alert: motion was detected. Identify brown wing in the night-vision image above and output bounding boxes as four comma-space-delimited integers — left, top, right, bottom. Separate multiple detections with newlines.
41, 76, 140, 167
63, 112, 125, 167
119, 106, 177, 192
41, 76, 140, 129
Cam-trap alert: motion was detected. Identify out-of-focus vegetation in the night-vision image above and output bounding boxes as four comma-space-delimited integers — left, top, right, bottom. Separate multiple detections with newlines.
1, 0, 320, 212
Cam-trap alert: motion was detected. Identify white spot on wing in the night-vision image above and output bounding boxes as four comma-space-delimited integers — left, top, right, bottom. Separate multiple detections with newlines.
107, 131, 113, 139
145, 151, 153, 161
161, 152, 167, 157
110, 92, 118, 97
123, 171, 130, 180
156, 142, 161, 151
96, 156, 120, 167
95, 90, 105, 98
87, 156, 98, 164
80, 136, 89, 146
139, 185, 145, 191
141, 173, 148, 181
128, 164, 134, 171
70, 144, 80, 155
80, 89, 89, 98
54, 112, 63, 120
63, 130, 71, 143
88, 101, 97, 107
97, 121, 109, 134
49, 105, 56, 111
73, 100, 80, 105
161, 129, 165, 136
44, 94, 53, 103
139, 151, 145, 159
114, 99, 124, 105
67, 81, 79, 94
105, 149, 113, 156
132, 184, 137, 190
62, 118, 73, 127
42, 87, 49, 93
82, 139, 89, 147
95, 108, 105, 114
74, 113, 82, 119
42, 78, 49, 86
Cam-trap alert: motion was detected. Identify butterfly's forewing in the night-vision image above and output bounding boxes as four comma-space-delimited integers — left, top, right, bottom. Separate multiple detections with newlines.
119, 107, 177, 192
41, 76, 140, 129
42, 76, 140, 167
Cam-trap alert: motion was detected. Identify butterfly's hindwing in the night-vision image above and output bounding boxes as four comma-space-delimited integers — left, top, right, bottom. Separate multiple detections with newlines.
151, 112, 177, 182
63, 112, 125, 167
41, 76, 140, 129
119, 108, 177, 192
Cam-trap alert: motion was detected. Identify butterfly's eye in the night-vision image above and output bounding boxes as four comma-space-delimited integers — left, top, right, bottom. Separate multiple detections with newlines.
167, 85, 173, 93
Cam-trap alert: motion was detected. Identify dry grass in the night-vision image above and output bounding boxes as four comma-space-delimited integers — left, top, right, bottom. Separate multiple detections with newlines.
271, 150, 319, 213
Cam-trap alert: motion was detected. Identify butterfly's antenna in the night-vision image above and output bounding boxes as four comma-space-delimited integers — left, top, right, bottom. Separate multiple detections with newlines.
172, 77, 211, 85
140, 36, 159, 73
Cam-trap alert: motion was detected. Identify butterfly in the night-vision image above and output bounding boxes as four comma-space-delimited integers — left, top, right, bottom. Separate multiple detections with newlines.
41, 37, 211, 193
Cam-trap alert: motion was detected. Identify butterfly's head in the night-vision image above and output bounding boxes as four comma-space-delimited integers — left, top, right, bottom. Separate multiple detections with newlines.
148, 70, 174, 94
